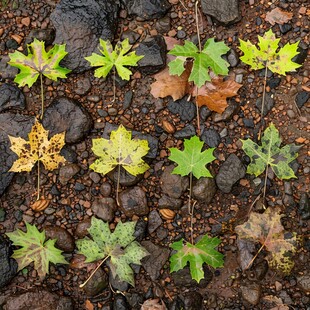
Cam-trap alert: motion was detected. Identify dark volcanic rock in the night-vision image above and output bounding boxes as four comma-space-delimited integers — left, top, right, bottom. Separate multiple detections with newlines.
167, 97, 196, 122
141, 241, 170, 280
158, 194, 182, 210
44, 226, 75, 252
192, 177, 217, 204
3, 288, 74, 310
174, 124, 196, 139
240, 282, 262, 305
59, 163, 80, 185
0, 56, 19, 80
183, 291, 203, 310
0, 113, 35, 196
92, 197, 116, 222
255, 93, 274, 116
201, 0, 241, 25
119, 186, 149, 217
295, 91, 309, 108
216, 154, 246, 193
113, 294, 129, 310
123, 0, 171, 20
136, 35, 167, 74
83, 268, 108, 297
0, 236, 18, 289
0, 84, 25, 112
24, 29, 55, 47
201, 128, 221, 147
50, 0, 119, 72
42, 97, 92, 144
148, 210, 163, 234
108, 167, 143, 187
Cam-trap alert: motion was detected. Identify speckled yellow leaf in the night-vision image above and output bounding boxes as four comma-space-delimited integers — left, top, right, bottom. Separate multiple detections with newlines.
9, 119, 66, 172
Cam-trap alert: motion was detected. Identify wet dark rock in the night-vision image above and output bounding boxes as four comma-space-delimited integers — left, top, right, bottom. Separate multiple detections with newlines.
156, 16, 171, 33
172, 266, 213, 288
123, 90, 133, 109
74, 77, 91, 95
298, 193, 309, 220
279, 23, 292, 34
169, 297, 185, 310
201, 128, 221, 147
3, 288, 74, 310
134, 218, 148, 242
100, 182, 112, 197
156, 226, 168, 240
192, 177, 217, 204
292, 44, 308, 66
160, 165, 189, 199
92, 197, 116, 222
0, 56, 19, 80
113, 293, 129, 310
183, 291, 203, 310
44, 226, 75, 252
59, 163, 80, 185
136, 36, 167, 74
174, 124, 196, 139
0, 208, 6, 222
0, 113, 35, 196
240, 282, 262, 305
267, 77, 281, 89
51, 0, 119, 72
199, 105, 212, 122
216, 154, 246, 193
177, 30, 186, 39
252, 260, 269, 281
297, 275, 310, 293
112, 74, 129, 88
42, 97, 92, 144
295, 91, 309, 108
167, 97, 196, 122
236, 237, 255, 271
83, 268, 108, 297
0, 236, 18, 289
89, 171, 101, 183
255, 93, 274, 116
158, 194, 182, 210
121, 30, 140, 45
141, 241, 170, 280
201, 0, 241, 25
213, 99, 239, 122
75, 218, 91, 238
148, 210, 163, 234
0, 83, 25, 112
243, 118, 255, 128
24, 29, 55, 47
119, 186, 149, 217
123, 0, 171, 20
126, 293, 144, 309
102, 123, 158, 159
6, 39, 18, 50
227, 48, 239, 67
108, 167, 143, 187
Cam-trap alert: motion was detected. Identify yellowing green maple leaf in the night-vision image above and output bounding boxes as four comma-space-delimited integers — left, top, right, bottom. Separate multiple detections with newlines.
235, 207, 297, 273
76, 218, 149, 286
241, 123, 300, 180
169, 135, 215, 178
8, 38, 71, 87
6, 222, 68, 279
85, 38, 144, 81
239, 29, 301, 75
9, 119, 66, 172
90, 125, 149, 176
170, 235, 224, 283
168, 39, 230, 88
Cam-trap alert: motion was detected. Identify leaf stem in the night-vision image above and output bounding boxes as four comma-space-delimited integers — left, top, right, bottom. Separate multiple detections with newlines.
188, 172, 195, 244
79, 255, 109, 288
36, 162, 40, 201
263, 166, 268, 200
39, 73, 44, 120
116, 164, 121, 207
112, 67, 116, 103
245, 243, 265, 271
258, 65, 268, 140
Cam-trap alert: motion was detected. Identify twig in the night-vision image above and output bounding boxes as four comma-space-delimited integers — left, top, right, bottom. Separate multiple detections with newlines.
36, 163, 40, 201
258, 66, 268, 140
116, 164, 121, 206
39, 73, 44, 119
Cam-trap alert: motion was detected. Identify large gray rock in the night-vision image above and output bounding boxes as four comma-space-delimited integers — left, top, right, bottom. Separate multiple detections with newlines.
201, 0, 241, 25
123, 0, 171, 20
0, 236, 18, 289
0, 84, 25, 113
42, 97, 92, 144
51, 0, 119, 72
0, 113, 35, 196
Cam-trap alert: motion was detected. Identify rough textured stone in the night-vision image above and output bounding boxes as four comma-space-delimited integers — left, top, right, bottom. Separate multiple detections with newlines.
83, 268, 108, 297
201, 128, 221, 147
216, 154, 246, 193
24, 29, 55, 47
108, 167, 143, 187
74, 218, 91, 238
136, 35, 167, 74
0, 236, 18, 289
123, 0, 171, 20
295, 91, 309, 108
92, 197, 116, 222
44, 226, 75, 252
119, 186, 149, 217
201, 0, 241, 25
158, 194, 182, 210
51, 0, 119, 72
255, 93, 274, 116
0, 84, 25, 112
3, 289, 74, 310
240, 282, 262, 305
192, 177, 217, 204
0, 113, 35, 196
174, 124, 196, 139
148, 210, 163, 234
160, 165, 189, 199
59, 163, 80, 185
183, 291, 203, 310
0, 56, 19, 80
42, 97, 92, 144
167, 97, 196, 122
141, 241, 170, 280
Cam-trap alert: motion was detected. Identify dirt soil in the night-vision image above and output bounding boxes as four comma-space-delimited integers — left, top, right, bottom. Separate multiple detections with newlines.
0, 0, 309, 309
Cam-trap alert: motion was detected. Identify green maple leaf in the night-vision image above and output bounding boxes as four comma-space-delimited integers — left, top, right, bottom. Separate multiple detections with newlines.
85, 38, 144, 81
170, 235, 224, 283
239, 29, 301, 75
168, 39, 230, 87
90, 124, 150, 176
8, 38, 71, 87
6, 222, 68, 279
169, 135, 215, 178
76, 217, 149, 286
241, 123, 300, 179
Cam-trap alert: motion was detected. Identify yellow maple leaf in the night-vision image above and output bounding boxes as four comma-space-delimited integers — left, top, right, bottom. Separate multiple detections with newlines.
9, 119, 66, 172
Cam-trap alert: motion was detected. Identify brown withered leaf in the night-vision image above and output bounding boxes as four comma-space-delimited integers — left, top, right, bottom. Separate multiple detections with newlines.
141, 299, 167, 310
31, 198, 50, 212
265, 8, 293, 25
150, 64, 192, 101
193, 76, 242, 114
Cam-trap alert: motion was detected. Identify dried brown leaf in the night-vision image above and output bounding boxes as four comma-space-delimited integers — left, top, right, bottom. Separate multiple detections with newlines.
194, 76, 242, 114
85, 299, 94, 310
141, 299, 167, 310
265, 8, 293, 25
31, 198, 50, 212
